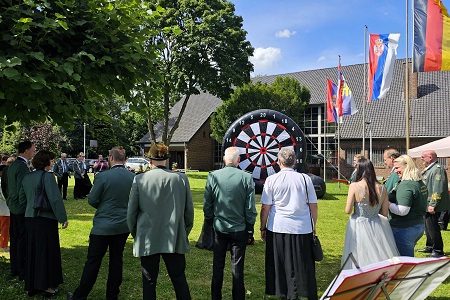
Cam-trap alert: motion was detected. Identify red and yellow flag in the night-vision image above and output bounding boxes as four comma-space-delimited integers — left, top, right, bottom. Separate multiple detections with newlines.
413, 0, 450, 72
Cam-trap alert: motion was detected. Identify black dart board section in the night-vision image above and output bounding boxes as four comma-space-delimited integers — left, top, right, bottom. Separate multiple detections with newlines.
222, 109, 307, 192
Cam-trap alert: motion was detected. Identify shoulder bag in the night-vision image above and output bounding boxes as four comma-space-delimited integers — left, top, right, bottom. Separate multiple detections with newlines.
301, 174, 323, 262
34, 171, 51, 211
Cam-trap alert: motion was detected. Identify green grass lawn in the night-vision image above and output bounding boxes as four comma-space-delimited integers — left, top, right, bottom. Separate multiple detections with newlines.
1, 172, 449, 299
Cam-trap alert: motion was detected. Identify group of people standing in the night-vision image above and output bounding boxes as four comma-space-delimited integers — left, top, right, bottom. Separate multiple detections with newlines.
1, 140, 447, 300
342, 148, 449, 270
1, 141, 67, 297
204, 146, 319, 300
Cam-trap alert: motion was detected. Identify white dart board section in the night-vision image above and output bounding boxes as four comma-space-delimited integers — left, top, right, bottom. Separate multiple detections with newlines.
222, 109, 308, 184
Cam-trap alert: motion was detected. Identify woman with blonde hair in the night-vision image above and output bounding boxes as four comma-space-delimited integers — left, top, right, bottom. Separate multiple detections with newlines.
388, 155, 427, 256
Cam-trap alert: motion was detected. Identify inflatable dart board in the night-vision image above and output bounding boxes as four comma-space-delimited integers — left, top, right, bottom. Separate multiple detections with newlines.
222, 109, 308, 194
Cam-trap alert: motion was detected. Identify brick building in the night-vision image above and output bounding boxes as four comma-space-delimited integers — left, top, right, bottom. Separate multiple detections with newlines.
138, 58, 450, 179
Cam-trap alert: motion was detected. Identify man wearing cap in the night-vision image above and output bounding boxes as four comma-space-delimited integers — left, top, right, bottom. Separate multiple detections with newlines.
203, 146, 257, 300
127, 142, 194, 300
73, 152, 87, 199
68, 146, 134, 300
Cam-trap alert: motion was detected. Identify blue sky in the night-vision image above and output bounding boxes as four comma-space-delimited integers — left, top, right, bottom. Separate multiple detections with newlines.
231, 0, 425, 76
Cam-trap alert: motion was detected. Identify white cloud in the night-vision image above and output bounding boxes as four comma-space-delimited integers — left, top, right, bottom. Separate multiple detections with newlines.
250, 47, 282, 71
317, 56, 326, 62
275, 29, 296, 38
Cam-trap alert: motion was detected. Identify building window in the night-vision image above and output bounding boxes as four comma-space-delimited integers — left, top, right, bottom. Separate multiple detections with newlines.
303, 107, 319, 135
370, 148, 406, 168
213, 140, 222, 169
437, 157, 447, 168
346, 149, 362, 165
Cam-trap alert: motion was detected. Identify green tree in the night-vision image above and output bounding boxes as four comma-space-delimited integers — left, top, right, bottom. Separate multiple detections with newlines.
0, 122, 24, 155
132, 0, 254, 145
0, 122, 67, 155
117, 111, 148, 156
0, 0, 162, 127
210, 77, 311, 142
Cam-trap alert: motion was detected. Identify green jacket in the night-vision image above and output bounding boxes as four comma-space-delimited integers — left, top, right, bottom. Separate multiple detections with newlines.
389, 180, 427, 228
7, 157, 30, 214
422, 161, 450, 211
203, 164, 257, 233
88, 165, 134, 235
127, 167, 194, 257
19, 170, 67, 223
384, 169, 400, 194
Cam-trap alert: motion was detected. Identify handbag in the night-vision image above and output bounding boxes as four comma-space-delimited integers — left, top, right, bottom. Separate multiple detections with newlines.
301, 174, 324, 262
195, 219, 215, 251
33, 171, 51, 211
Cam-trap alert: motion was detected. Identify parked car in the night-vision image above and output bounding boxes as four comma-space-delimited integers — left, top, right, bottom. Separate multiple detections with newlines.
85, 159, 98, 173
125, 157, 150, 172
66, 158, 77, 172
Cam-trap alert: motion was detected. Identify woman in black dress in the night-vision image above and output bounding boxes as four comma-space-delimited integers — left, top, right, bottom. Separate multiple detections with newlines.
19, 150, 68, 297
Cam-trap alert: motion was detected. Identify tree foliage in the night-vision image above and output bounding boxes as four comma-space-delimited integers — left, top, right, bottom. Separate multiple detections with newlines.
0, 122, 66, 155
23, 122, 65, 154
0, 0, 162, 127
210, 76, 311, 142
131, 0, 254, 145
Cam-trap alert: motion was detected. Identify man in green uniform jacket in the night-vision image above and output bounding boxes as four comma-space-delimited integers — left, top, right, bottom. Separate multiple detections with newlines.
383, 149, 401, 194
203, 146, 257, 300
68, 146, 135, 300
417, 150, 450, 258
127, 143, 194, 300
6, 141, 35, 280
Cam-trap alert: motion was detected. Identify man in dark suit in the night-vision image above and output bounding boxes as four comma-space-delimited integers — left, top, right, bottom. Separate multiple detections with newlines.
53, 153, 71, 200
73, 152, 87, 199
203, 146, 257, 300
6, 141, 35, 280
68, 146, 134, 300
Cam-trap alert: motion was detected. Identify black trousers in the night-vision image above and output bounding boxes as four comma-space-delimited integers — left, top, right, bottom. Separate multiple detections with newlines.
72, 233, 129, 300
438, 210, 449, 230
140, 253, 191, 300
425, 212, 444, 253
10, 212, 26, 280
57, 173, 69, 199
74, 178, 84, 199
212, 230, 248, 300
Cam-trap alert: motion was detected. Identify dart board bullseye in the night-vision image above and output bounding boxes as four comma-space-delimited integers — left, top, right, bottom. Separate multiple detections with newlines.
222, 109, 308, 192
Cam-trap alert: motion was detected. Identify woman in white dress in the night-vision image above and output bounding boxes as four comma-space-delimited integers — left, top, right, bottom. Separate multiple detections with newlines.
341, 158, 399, 269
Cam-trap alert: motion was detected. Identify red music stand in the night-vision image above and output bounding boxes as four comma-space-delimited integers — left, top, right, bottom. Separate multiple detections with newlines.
321, 254, 450, 300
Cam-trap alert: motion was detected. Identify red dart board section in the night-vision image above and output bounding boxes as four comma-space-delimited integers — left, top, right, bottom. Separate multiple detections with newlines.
222, 109, 307, 184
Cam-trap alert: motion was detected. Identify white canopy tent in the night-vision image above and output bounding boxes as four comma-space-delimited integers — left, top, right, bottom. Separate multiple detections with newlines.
408, 136, 450, 158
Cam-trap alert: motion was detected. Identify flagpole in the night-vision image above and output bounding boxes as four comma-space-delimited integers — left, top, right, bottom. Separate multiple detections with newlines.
337, 55, 341, 189
323, 105, 327, 182
405, 0, 410, 150
363, 25, 367, 155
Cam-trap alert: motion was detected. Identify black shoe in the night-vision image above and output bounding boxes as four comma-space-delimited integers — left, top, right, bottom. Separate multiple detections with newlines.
67, 292, 74, 300
42, 290, 57, 298
416, 247, 433, 253
27, 290, 38, 297
429, 251, 445, 258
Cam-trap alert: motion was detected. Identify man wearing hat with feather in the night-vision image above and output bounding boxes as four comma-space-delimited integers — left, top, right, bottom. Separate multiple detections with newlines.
127, 142, 194, 300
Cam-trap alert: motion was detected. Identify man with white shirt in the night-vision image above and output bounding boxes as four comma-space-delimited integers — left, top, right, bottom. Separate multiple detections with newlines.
6, 141, 35, 280
53, 153, 71, 200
